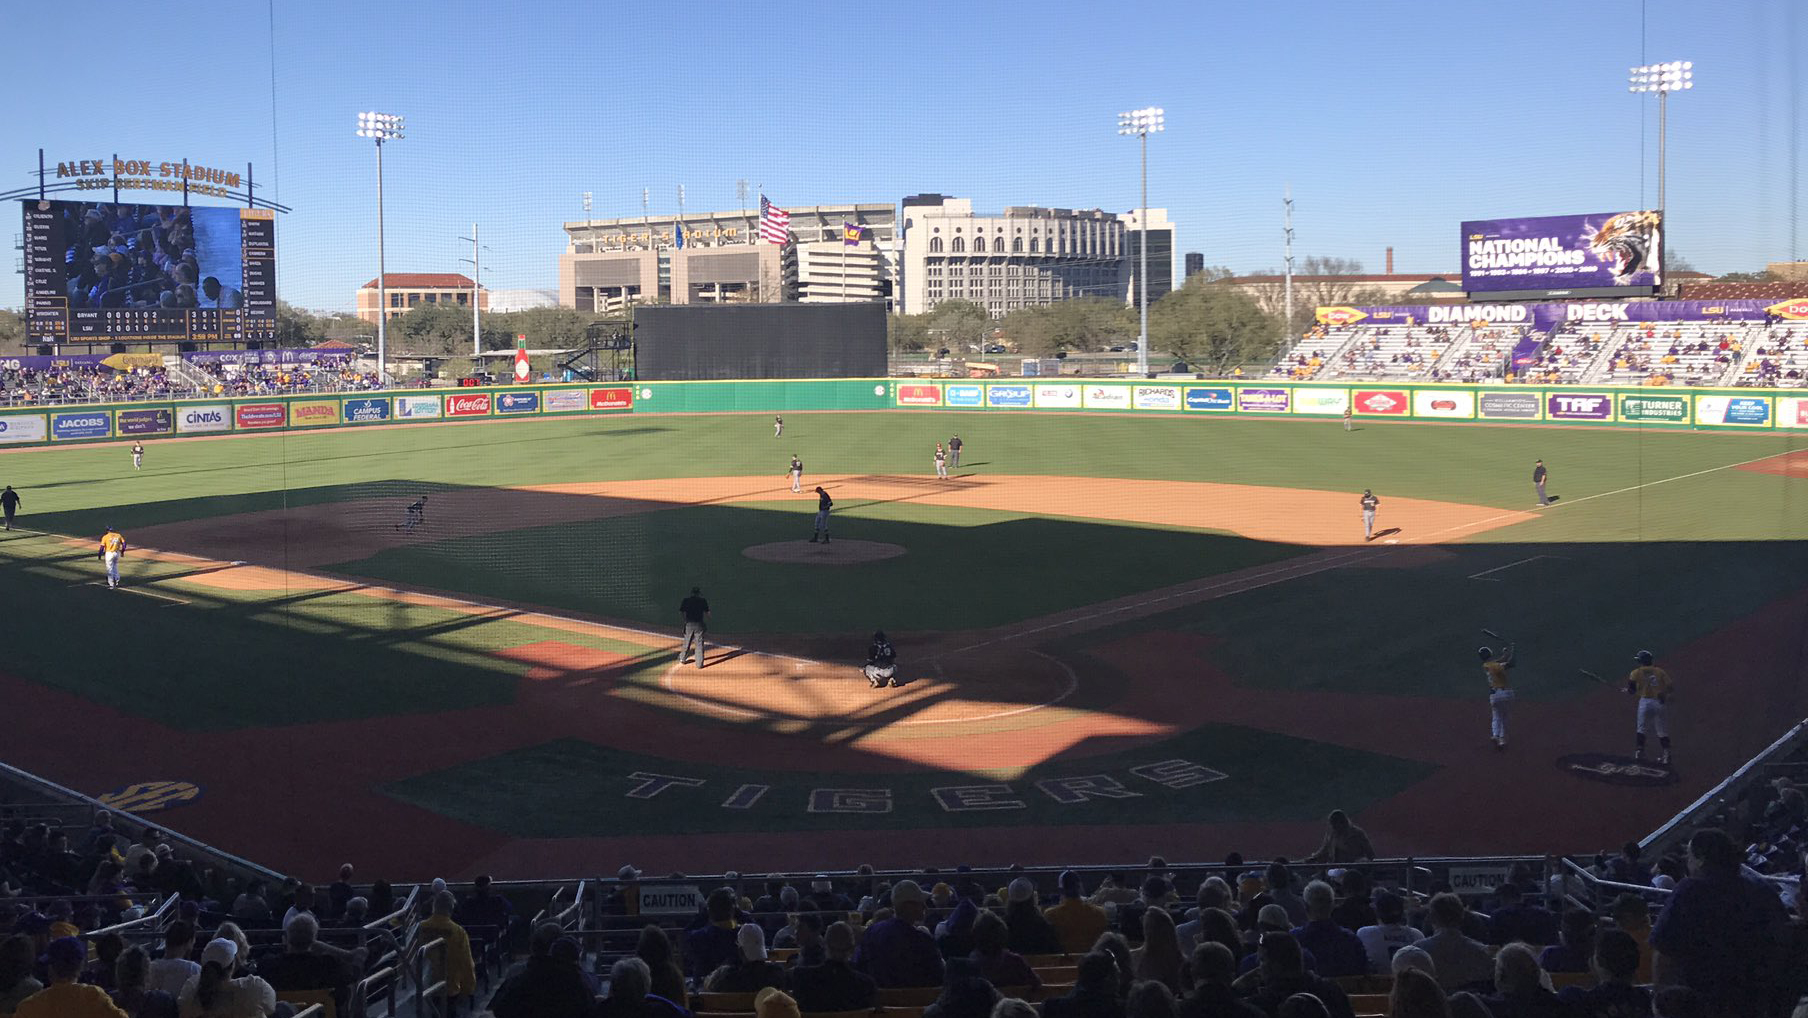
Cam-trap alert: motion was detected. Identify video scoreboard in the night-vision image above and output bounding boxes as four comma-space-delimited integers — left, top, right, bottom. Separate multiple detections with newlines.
22, 199, 277, 344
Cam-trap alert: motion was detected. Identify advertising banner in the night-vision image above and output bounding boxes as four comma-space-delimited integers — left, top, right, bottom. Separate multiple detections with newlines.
394, 395, 441, 420
289, 400, 340, 427
1083, 384, 1131, 410
985, 384, 1033, 408
1131, 385, 1181, 411
589, 387, 634, 410
1413, 390, 1475, 418
1352, 390, 1409, 416
1695, 394, 1773, 427
0, 415, 48, 444
343, 398, 391, 424
1237, 387, 1291, 413
896, 383, 941, 407
943, 384, 983, 407
1291, 388, 1348, 415
1476, 391, 1542, 420
1462, 211, 1663, 294
235, 403, 287, 429
117, 408, 174, 435
176, 404, 231, 433
496, 391, 542, 415
1768, 298, 1808, 321
1618, 394, 1691, 425
445, 393, 493, 418
1183, 387, 1235, 412
1546, 392, 1613, 421
1775, 397, 1808, 429
1033, 383, 1081, 408
1315, 305, 1532, 327
51, 411, 112, 440
543, 389, 586, 413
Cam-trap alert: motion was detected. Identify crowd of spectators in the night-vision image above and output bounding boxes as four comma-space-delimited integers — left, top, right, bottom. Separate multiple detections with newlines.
0, 365, 180, 406
191, 361, 378, 397
1732, 325, 1808, 387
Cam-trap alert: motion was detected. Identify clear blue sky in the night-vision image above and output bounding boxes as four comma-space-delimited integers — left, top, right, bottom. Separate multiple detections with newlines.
3, 0, 1800, 313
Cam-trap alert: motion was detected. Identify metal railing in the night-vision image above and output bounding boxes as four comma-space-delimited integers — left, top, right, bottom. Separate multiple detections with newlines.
89, 891, 180, 936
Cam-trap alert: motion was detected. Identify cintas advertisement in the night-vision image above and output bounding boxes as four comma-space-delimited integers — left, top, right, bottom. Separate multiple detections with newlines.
1462, 211, 1663, 295
176, 404, 230, 433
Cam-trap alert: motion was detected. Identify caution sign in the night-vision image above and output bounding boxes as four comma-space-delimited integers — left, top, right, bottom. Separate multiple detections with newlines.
97, 780, 201, 813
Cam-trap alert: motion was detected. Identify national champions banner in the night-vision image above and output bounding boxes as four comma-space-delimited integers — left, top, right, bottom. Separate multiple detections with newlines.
1461, 211, 1663, 294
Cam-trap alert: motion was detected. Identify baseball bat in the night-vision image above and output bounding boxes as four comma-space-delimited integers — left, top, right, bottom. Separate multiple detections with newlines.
1579, 668, 1608, 686
1482, 628, 1505, 641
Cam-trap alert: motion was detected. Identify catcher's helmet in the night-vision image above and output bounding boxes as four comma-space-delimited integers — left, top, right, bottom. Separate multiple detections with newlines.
1635, 650, 1654, 665
1478, 646, 1493, 661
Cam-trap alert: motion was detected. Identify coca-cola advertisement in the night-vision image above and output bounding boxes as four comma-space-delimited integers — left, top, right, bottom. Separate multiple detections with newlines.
444, 393, 492, 417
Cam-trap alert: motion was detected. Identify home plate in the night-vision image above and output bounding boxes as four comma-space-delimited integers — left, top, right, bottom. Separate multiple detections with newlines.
1384, 539, 1399, 545
230, 561, 247, 566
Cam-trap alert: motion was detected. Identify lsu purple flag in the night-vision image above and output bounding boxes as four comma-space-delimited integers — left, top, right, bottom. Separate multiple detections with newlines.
842, 222, 866, 246
1461, 211, 1664, 295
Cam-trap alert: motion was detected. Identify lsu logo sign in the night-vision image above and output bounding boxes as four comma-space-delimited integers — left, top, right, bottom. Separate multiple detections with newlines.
1767, 299, 1808, 321
445, 393, 493, 417
1315, 306, 1369, 326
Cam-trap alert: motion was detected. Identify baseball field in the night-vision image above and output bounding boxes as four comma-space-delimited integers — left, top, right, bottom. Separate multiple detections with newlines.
4, 407, 1808, 881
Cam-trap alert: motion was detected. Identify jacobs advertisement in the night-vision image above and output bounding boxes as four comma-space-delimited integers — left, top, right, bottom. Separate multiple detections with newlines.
1462, 211, 1663, 295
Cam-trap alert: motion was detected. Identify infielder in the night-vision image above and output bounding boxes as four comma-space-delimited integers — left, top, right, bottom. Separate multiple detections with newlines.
864, 630, 899, 688
678, 586, 710, 668
1480, 642, 1515, 749
131, 442, 145, 470
1, 485, 19, 531
789, 455, 803, 494
1360, 489, 1379, 540
774, 415, 783, 438
1627, 650, 1674, 765
98, 526, 127, 589
1533, 460, 1549, 507
934, 444, 948, 479
396, 496, 428, 532
810, 486, 832, 543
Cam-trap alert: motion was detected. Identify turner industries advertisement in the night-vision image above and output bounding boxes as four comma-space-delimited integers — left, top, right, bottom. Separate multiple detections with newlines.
1461, 211, 1663, 298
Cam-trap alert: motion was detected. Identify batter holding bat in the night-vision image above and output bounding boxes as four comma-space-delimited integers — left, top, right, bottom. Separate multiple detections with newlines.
1626, 650, 1674, 765
1479, 629, 1515, 750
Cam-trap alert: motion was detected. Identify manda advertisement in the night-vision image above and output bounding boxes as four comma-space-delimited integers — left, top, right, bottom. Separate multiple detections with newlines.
1462, 211, 1663, 294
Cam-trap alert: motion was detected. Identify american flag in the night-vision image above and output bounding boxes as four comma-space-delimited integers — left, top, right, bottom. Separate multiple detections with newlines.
759, 195, 791, 245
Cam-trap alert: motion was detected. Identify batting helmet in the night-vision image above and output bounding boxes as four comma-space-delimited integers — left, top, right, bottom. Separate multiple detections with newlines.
1635, 650, 1654, 665
1478, 647, 1493, 661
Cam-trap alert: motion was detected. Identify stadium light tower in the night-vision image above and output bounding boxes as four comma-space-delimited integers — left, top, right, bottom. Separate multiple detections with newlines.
459, 225, 490, 358
356, 111, 405, 384
1118, 106, 1163, 377
1628, 62, 1693, 214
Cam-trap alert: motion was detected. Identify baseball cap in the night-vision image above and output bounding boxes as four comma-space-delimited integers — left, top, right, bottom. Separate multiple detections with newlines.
737, 922, 768, 961
891, 879, 926, 905
755, 987, 801, 1018
1257, 904, 1292, 930
617, 865, 642, 881
46, 936, 85, 968
1059, 870, 1083, 897
201, 938, 239, 969
1007, 877, 1036, 903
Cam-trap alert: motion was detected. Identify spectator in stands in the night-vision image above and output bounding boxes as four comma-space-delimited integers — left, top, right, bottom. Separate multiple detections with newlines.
1486, 884, 1557, 946
489, 922, 593, 1018
705, 922, 786, 993
1388, 968, 1449, 1018
924, 958, 1002, 1018
278, 884, 315, 932
1006, 879, 1063, 956
327, 865, 356, 918
1651, 827, 1792, 1016
1089, 874, 1140, 909
857, 880, 945, 987
15, 936, 126, 1018
1555, 929, 1648, 1018
790, 920, 875, 1013
1357, 891, 1419, 973
124, 830, 162, 874
111, 945, 176, 1018
1192, 910, 1244, 971
230, 881, 270, 925
1173, 879, 1232, 958
1048, 871, 1111, 956
1390, 946, 1435, 981
147, 921, 200, 998
685, 888, 745, 981
457, 874, 515, 947
1259, 864, 1306, 928
1413, 893, 1494, 993
0, 934, 44, 1014
790, 912, 827, 967
175, 937, 275, 1018
1237, 908, 1313, 977
633, 926, 686, 1005
596, 957, 687, 1018
412, 890, 475, 1009
1607, 894, 1652, 983
936, 896, 982, 959
970, 912, 1039, 992
1092, 933, 1136, 1000
1125, 980, 1178, 1018
261, 912, 356, 1017
1480, 942, 1568, 1018
1303, 812, 1376, 865
86, 933, 127, 991
1289, 882, 1366, 979
1176, 942, 1261, 1018
806, 876, 855, 915
1326, 872, 1374, 933
1235, 934, 1353, 1018
1130, 908, 1185, 994
1040, 951, 1126, 1018
1537, 910, 1596, 974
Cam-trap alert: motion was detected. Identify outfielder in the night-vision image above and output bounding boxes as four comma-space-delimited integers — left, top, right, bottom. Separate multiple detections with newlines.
864, 630, 899, 688
810, 486, 832, 543
1360, 489, 1379, 541
396, 496, 428, 532
1480, 642, 1515, 749
1343, 406, 1353, 432
1627, 650, 1674, 765
131, 442, 144, 470
789, 455, 803, 494
774, 415, 783, 438
98, 526, 127, 589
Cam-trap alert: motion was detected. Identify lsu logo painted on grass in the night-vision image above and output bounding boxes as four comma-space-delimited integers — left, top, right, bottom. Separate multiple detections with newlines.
1556, 753, 1676, 787
97, 780, 201, 813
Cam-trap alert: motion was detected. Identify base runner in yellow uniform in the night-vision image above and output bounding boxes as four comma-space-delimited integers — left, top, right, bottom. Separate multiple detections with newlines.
98, 527, 127, 589
1627, 650, 1674, 765
1480, 642, 1515, 749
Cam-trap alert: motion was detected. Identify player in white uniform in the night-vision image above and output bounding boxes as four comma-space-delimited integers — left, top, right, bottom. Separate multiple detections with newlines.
934, 444, 948, 479
1626, 650, 1674, 765
397, 496, 428, 532
774, 415, 783, 438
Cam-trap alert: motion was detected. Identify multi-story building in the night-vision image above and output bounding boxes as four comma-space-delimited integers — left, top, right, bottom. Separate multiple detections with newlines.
1184, 252, 1205, 280
354, 273, 486, 323
558, 203, 895, 312
1121, 208, 1176, 306
898, 195, 1127, 317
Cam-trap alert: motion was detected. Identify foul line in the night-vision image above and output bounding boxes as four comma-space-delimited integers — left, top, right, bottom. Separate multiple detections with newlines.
82, 581, 189, 605
1467, 555, 1560, 581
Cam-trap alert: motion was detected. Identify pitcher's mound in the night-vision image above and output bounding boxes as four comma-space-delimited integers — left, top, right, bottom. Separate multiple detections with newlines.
743, 540, 907, 565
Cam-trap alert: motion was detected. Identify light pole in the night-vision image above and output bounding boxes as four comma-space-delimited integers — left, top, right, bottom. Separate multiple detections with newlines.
1629, 61, 1693, 214
1119, 106, 1163, 377
356, 111, 404, 385
459, 225, 490, 357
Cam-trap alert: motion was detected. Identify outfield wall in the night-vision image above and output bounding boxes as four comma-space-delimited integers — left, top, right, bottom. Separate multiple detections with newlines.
1, 377, 1804, 448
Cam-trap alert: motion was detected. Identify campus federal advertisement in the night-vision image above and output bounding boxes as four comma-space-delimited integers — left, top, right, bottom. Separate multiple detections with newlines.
1461, 211, 1663, 295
